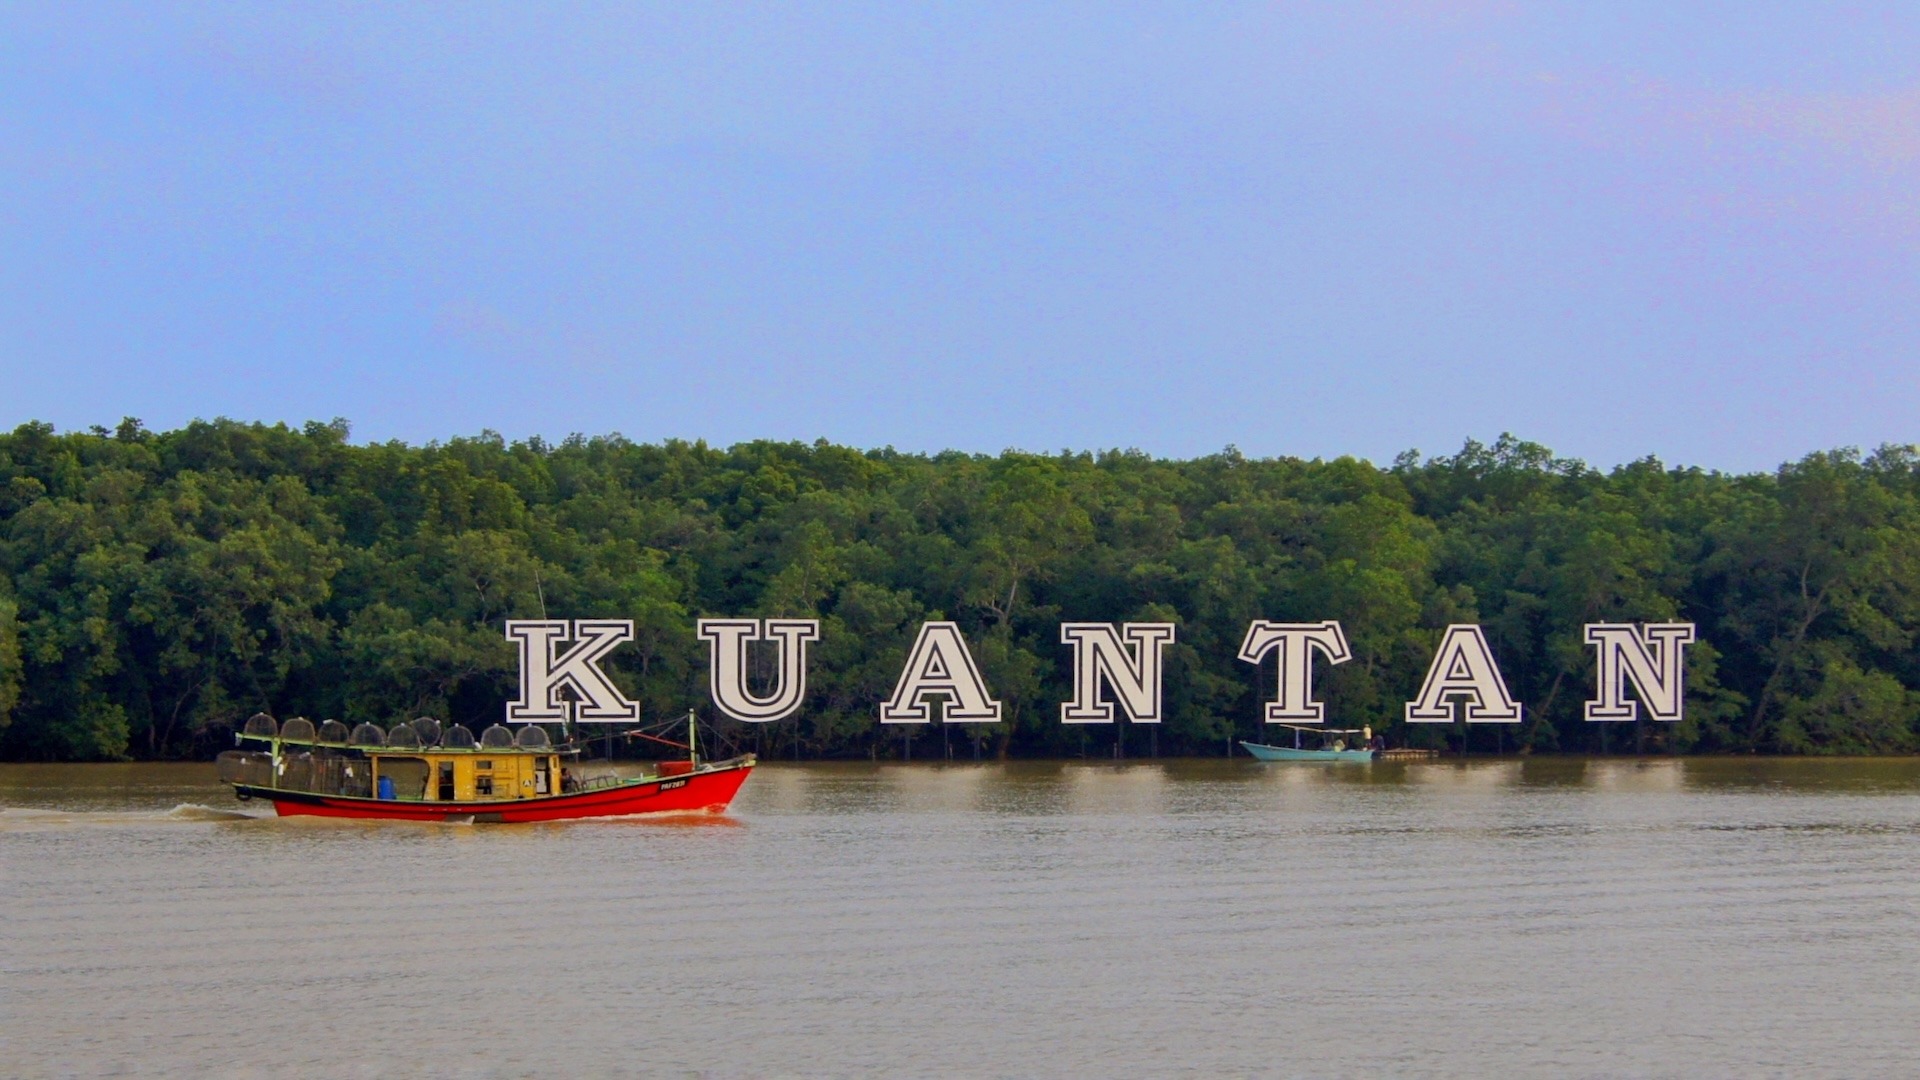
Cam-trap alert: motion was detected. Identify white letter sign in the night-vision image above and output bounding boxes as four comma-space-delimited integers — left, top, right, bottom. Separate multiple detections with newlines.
504, 619, 642, 724
1584, 622, 1695, 722
1238, 620, 1351, 724
879, 622, 1002, 724
698, 618, 821, 723
1406, 624, 1521, 724
1059, 623, 1175, 724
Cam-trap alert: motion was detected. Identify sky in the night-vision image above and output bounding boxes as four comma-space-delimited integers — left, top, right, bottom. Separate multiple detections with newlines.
1, 2, 1916, 473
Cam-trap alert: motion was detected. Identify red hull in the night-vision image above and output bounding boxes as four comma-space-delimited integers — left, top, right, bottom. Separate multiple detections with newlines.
238, 759, 753, 822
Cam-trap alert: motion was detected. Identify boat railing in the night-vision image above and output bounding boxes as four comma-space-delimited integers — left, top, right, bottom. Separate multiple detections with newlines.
568, 771, 628, 792
216, 750, 374, 797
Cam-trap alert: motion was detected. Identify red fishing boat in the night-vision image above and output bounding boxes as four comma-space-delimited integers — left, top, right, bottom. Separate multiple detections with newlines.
217, 714, 753, 822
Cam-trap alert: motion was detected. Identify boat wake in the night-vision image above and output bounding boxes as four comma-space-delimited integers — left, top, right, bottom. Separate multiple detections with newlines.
164, 803, 261, 822
0, 803, 266, 830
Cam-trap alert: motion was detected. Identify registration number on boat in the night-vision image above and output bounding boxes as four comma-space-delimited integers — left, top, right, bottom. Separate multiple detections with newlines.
659, 779, 687, 791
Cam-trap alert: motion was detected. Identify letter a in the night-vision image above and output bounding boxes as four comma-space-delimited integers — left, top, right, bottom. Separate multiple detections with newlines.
1405, 625, 1521, 724
1584, 623, 1695, 723
879, 622, 1002, 724
1238, 621, 1351, 724
505, 619, 642, 724
699, 618, 821, 723
1060, 623, 1175, 724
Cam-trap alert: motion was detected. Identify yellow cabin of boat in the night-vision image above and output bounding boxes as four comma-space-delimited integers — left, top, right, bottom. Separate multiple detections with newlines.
368, 751, 563, 802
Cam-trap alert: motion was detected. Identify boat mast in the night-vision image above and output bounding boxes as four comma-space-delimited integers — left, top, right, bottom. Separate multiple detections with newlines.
687, 708, 698, 768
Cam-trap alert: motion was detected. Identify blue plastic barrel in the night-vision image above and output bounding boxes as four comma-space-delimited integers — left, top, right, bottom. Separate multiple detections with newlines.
377, 776, 396, 800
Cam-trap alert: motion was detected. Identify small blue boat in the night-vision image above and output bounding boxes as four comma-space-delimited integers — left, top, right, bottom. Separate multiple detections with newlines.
1240, 741, 1376, 762
1240, 725, 1377, 763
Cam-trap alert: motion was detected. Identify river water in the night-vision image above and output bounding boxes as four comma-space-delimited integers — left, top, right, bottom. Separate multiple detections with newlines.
4, 757, 1919, 1078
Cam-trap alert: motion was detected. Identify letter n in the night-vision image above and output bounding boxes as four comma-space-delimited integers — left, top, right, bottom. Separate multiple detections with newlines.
1584, 623, 1695, 723
879, 622, 1002, 724
1405, 625, 1521, 724
699, 618, 821, 723
1238, 621, 1351, 724
1060, 623, 1175, 724
504, 619, 642, 724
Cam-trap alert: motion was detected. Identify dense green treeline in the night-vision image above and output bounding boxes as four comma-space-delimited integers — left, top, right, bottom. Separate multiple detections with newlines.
2, 418, 1917, 761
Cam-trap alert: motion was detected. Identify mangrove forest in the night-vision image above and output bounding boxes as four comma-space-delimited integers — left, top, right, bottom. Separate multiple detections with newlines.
1, 418, 1916, 761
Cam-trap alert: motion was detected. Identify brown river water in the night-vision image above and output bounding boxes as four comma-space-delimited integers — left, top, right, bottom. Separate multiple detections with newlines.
4, 757, 1919, 1078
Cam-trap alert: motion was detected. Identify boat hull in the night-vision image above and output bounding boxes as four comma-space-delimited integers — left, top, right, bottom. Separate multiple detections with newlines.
235, 759, 753, 822
1240, 741, 1376, 763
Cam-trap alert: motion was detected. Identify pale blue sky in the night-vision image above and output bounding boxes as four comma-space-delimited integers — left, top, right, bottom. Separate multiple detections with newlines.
3, 2, 1916, 471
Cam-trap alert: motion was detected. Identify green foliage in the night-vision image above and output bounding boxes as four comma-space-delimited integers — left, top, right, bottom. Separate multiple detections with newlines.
0, 592, 20, 733
1, 418, 1917, 759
